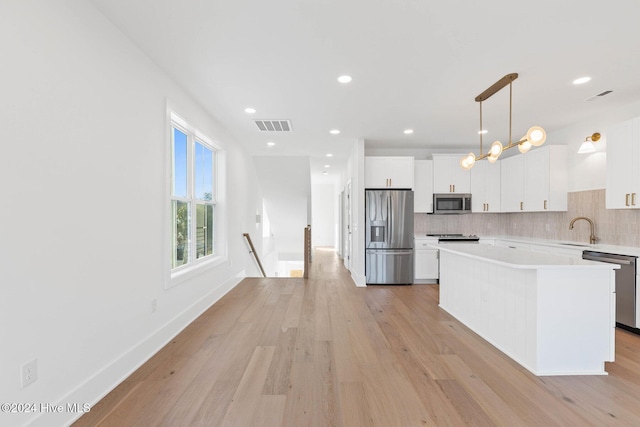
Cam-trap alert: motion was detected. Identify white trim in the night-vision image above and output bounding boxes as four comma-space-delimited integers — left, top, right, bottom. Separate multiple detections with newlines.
29, 272, 246, 427
166, 107, 227, 289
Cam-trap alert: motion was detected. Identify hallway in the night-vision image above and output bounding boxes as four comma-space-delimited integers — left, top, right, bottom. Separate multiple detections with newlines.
74, 249, 640, 426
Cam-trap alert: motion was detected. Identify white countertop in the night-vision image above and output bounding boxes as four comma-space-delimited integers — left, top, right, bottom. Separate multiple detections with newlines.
489, 236, 640, 257
415, 234, 640, 258
436, 243, 620, 270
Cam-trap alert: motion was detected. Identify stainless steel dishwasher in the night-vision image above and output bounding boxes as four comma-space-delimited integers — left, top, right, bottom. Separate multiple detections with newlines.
583, 250, 637, 330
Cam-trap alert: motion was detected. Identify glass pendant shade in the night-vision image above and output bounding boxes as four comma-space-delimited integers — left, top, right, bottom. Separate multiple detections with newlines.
527, 126, 547, 146
490, 141, 503, 157
460, 156, 471, 170
578, 140, 596, 153
460, 152, 476, 170
487, 154, 498, 163
518, 136, 532, 153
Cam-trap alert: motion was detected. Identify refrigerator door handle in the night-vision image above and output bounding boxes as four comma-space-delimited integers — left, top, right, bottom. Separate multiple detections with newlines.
388, 193, 393, 245
367, 249, 413, 255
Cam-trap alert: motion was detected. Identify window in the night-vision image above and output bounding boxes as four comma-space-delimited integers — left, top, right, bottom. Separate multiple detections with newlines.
170, 115, 217, 270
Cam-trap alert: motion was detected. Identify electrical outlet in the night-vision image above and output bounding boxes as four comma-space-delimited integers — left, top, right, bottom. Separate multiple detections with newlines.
151, 298, 158, 313
21, 359, 37, 388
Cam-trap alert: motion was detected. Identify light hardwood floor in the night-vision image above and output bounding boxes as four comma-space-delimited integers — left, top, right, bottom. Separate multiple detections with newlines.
74, 248, 640, 426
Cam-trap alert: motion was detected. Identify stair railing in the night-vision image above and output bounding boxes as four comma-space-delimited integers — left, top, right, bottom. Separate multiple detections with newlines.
303, 225, 311, 278
243, 233, 267, 277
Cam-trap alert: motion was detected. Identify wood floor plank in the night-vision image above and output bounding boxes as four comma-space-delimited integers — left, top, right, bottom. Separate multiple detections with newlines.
281, 282, 305, 330
74, 250, 640, 427
249, 395, 286, 426
220, 345, 276, 426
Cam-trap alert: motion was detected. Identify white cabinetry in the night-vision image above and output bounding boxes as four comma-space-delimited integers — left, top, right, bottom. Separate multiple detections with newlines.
414, 238, 439, 282
606, 117, 640, 209
500, 155, 524, 212
470, 161, 501, 213
365, 156, 414, 189
499, 146, 567, 212
438, 246, 616, 375
414, 160, 433, 213
525, 146, 567, 212
432, 154, 471, 193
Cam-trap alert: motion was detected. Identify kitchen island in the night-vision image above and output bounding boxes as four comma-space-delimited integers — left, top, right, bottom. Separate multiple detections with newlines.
437, 243, 618, 376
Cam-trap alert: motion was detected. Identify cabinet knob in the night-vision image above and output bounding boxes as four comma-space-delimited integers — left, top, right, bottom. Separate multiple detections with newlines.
633, 193, 636, 206
520, 201, 524, 211
626, 194, 630, 206
544, 200, 547, 210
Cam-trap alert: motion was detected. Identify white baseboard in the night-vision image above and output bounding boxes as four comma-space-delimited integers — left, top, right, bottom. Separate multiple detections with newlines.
28, 272, 245, 427
351, 271, 367, 287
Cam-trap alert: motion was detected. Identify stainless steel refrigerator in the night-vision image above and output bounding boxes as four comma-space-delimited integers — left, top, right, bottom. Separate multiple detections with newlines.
365, 189, 414, 284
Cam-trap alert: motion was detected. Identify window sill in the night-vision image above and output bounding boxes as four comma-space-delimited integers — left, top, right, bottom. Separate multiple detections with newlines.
166, 254, 228, 289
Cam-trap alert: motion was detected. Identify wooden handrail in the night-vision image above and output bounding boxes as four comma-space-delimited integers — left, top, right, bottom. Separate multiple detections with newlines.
303, 225, 311, 278
243, 233, 266, 277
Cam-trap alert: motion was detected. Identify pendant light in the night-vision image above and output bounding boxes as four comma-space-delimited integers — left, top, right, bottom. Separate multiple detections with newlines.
460, 73, 547, 169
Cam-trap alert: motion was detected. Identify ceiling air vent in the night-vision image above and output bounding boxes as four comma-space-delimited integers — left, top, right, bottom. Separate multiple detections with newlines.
253, 119, 292, 132
586, 90, 613, 101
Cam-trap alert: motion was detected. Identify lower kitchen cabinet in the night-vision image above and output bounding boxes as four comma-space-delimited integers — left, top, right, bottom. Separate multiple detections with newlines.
414, 238, 439, 282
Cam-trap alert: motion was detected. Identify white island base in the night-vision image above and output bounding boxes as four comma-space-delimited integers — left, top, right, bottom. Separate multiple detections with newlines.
437, 244, 617, 376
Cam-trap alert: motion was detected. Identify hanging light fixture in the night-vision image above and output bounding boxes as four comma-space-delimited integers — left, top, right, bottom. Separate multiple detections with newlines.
577, 132, 601, 154
460, 73, 547, 169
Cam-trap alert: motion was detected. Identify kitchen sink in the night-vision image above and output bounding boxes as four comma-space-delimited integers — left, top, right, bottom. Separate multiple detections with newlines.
559, 242, 588, 247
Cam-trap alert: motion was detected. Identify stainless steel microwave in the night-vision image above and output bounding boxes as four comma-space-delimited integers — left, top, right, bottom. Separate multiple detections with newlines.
432, 193, 472, 214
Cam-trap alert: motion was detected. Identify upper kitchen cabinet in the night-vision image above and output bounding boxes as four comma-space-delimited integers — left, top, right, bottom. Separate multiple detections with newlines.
500, 154, 525, 212
606, 117, 640, 209
432, 154, 471, 193
414, 160, 434, 213
364, 156, 415, 189
525, 146, 567, 211
470, 160, 501, 213
500, 145, 567, 212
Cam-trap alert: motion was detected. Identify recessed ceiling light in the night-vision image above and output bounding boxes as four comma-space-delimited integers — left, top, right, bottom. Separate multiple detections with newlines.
404, 129, 414, 135
323, 171, 329, 175
337, 75, 352, 84
266, 141, 275, 147
324, 164, 331, 168
573, 76, 591, 85
330, 129, 340, 135
244, 107, 256, 114
478, 129, 488, 134
326, 153, 333, 157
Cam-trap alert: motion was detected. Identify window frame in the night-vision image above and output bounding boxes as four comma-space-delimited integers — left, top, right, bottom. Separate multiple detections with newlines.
166, 111, 226, 288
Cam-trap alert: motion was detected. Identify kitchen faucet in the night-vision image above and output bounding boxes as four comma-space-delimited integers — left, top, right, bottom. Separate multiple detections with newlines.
569, 216, 597, 245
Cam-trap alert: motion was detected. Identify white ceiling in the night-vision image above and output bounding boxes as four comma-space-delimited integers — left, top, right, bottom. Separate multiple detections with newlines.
90, 0, 640, 178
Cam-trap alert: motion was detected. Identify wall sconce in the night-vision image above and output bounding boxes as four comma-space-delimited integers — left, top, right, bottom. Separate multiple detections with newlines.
578, 132, 601, 154
460, 73, 547, 170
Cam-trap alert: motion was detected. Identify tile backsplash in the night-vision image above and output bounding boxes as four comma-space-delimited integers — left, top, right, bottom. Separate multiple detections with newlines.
414, 189, 640, 247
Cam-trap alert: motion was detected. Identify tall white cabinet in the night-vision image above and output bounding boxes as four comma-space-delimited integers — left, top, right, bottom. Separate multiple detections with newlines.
606, 117, 640, 209
414, 160, 434, 213
365, 156, 414, 189
432, 154, 471, 193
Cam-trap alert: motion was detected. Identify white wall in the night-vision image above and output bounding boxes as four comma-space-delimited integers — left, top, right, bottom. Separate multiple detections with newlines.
253, 156, 311, 259
0, 2, 262, 426
311, 182, 338, 248
557, 99, 640, 192
342, 139, 366, 286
